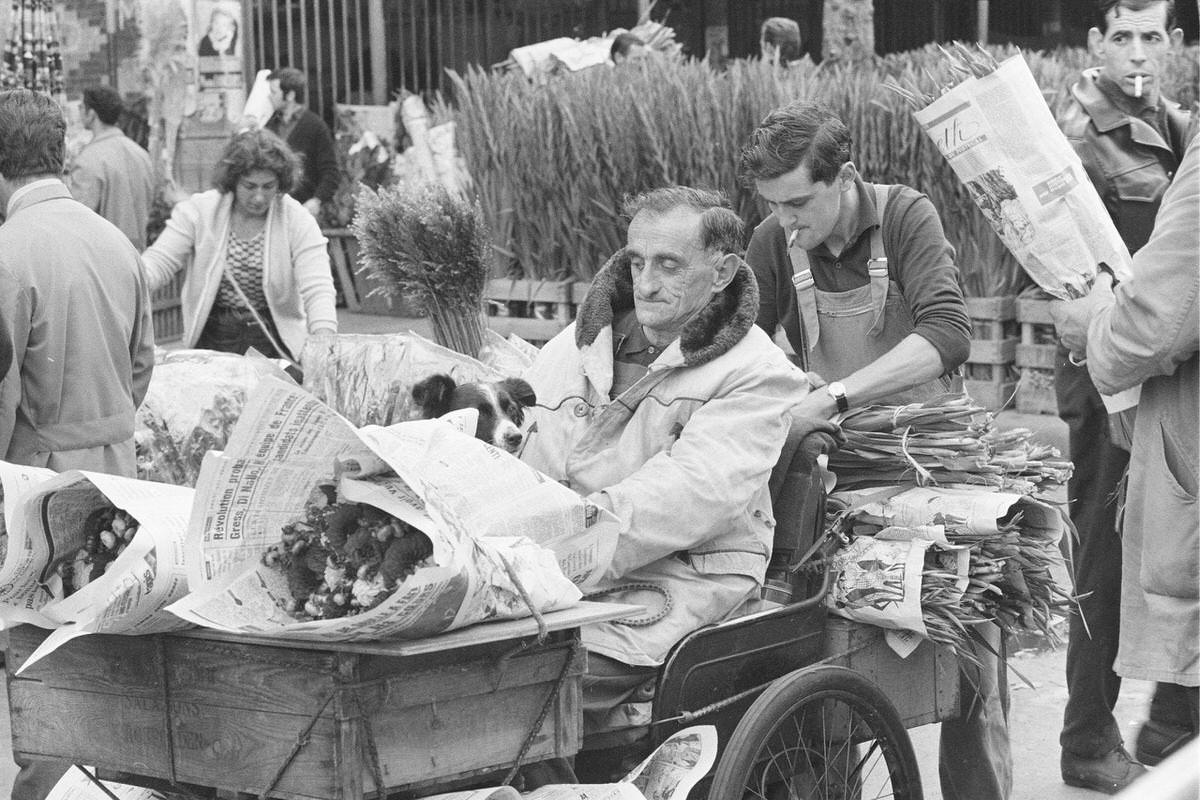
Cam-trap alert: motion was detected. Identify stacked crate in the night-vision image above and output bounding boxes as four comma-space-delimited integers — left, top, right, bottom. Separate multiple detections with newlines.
484, 280, 591, 346
150, 272, 184, 344
962, 296, 1018, 411
1015, 297, 1059, 415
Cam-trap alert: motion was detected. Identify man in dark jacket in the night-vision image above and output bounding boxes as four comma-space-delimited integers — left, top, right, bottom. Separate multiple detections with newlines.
266, 67, 341, 218
1055, 0, 1192, 793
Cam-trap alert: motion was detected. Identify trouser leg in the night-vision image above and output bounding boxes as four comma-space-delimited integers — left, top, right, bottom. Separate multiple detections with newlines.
938, 623, 1012, 800
1055, 352, 1129, 758
576, 653, 658, 783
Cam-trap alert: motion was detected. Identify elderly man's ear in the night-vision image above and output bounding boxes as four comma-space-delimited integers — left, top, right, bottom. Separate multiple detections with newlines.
713, 252, 740, 292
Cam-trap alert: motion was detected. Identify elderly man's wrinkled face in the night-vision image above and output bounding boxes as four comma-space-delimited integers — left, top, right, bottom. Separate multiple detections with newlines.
1090, 2, 1180, 104
627, 207, 726, 345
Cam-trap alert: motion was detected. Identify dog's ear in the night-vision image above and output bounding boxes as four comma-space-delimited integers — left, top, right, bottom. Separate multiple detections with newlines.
498, 377, 537, 408
411, 373, 457, 418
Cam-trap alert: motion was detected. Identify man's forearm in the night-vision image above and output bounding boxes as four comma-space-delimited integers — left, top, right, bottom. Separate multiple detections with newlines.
840, 333, 947, 406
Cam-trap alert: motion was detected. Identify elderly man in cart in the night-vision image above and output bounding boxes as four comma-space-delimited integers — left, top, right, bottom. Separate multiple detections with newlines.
520, 186, 807, 780
738, 101, 1012, 800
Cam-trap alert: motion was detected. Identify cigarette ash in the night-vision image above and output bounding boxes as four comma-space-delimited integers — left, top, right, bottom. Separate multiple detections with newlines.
263, 483, 434, 620
56, 507, 141, 597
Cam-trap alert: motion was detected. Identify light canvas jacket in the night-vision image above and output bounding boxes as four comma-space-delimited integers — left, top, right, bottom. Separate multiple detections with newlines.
0, 181, 155, 475
521, 251, 806, 666
141, 189, 337, 358
1084, 136, 1199, 688
66, 128, 156, 250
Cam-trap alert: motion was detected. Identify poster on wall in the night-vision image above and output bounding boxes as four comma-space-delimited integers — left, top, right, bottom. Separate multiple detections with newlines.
193, 0, 245, 126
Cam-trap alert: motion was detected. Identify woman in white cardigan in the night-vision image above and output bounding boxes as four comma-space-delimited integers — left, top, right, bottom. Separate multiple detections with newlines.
141, 128, 337, 360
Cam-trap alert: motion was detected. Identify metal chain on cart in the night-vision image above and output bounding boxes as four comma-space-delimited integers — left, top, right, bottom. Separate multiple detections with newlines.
500, 638, 581, 787
133, 559, 568, 800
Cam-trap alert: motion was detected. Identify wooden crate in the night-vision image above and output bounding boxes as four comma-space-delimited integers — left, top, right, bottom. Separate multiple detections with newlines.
823, 618, 959, 728
484, 280, 591, 345
963, 296, 1018, 411
151, 272, 184, 344
7, 622, 586, 799
1016, 298, 1059, 415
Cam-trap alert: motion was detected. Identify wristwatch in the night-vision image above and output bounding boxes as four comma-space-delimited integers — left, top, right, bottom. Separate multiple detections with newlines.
826, 382, 849, 413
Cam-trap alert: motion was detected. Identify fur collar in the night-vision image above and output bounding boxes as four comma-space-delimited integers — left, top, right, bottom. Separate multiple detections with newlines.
575, 247, 760, 368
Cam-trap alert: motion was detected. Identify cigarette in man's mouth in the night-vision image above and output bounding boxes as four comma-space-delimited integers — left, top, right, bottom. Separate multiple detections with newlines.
1135, 75, 1143, 97
787, 229, 799, 248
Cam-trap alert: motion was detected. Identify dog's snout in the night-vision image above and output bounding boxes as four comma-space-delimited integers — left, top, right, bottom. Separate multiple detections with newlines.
503, 430, 524, 449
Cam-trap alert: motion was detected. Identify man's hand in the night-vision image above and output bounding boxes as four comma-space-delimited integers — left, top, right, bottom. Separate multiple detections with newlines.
303, 198, 322, 217
791, 386, 839, 420
1051, 272, 1114, 357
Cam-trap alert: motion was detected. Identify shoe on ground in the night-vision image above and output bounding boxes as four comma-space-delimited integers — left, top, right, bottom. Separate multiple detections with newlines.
1135, 719, 1194, 766
1061, 746, 1146, 794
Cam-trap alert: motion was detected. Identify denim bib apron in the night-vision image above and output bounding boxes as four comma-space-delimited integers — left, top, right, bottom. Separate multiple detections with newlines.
788, 184, 952, 405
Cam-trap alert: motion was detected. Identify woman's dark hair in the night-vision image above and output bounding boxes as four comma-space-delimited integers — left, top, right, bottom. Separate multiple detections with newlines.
212, 128, 300, 195
0, 89, 65, 178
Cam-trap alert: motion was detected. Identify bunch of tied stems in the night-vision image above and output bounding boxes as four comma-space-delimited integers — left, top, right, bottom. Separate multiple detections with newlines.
843, 505, 1073, 669
352, 183, 490, 358
829, 393, 1073, 492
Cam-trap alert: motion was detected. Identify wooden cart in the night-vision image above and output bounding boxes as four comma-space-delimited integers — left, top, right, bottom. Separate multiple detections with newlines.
6, 604, 633, 800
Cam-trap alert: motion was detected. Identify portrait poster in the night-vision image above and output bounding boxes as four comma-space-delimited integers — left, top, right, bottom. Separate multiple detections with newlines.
192, 0, 246, 125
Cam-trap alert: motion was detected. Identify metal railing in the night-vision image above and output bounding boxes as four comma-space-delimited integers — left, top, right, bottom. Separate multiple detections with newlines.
247, 0, 634, 122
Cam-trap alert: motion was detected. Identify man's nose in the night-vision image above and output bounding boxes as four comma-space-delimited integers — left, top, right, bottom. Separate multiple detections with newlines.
635, 267, 660, 294
1130, 38, 1147, 61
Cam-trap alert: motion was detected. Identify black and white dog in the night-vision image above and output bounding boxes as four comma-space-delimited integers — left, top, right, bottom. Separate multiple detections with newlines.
411, 374, 537, 454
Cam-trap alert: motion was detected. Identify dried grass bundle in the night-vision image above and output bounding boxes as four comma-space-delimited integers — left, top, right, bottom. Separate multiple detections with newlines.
829, 393, 1073, 492
352, 184, 490, 357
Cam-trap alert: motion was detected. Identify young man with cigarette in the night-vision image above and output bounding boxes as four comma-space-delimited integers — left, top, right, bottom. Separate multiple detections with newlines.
1056, 1, 1192, 792
740, 103, 1007, 800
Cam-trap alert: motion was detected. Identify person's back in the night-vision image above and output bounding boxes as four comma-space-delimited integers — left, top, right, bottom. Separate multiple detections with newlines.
0, 88, 154, 800
67, 86, 156, 249
0, 187, 153, 475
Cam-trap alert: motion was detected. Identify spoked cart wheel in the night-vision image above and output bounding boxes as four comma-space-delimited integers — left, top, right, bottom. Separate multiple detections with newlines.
708, 665, 923, 800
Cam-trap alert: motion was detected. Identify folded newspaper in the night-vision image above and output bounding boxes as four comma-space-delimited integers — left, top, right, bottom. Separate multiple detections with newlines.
135, 348, 292, 486
2, 470, 194, 673
891, 48, 1140, 412
0, 461, 58, 627
166, 377, 618, 641
424, 725, 718, 800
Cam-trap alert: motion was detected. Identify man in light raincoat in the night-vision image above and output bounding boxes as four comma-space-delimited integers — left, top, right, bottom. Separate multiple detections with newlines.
521, 186, 806, 777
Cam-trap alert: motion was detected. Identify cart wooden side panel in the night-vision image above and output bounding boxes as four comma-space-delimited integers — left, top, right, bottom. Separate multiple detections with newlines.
7, 625, 584, 800
822, 617, 960, 728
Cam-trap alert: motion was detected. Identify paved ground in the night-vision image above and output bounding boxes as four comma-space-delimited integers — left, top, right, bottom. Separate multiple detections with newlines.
3, 310, 1128, 797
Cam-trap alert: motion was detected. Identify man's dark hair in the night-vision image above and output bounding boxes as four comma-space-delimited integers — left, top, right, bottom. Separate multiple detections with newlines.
761, 17, 803, 64
269, 67, 307, 104
1095, 0, 1175, 32
610, 32, 645, 61
212, 128, 299, 195
738, 101, 852, 185
0, 89, 66, 179
83, 85, 124, 126
622, 186, 744, 256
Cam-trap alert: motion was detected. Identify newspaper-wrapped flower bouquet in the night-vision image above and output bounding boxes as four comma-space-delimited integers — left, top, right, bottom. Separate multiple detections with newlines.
887, 46, 1131, 299
166, 377, 619, 642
